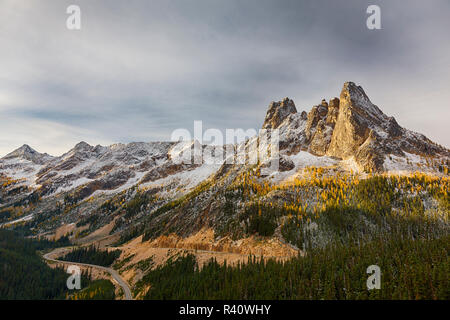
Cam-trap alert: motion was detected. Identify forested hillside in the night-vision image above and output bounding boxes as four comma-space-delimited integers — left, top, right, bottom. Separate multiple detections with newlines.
141, 235, 450, 300
0, 230, 72, 299
67, 280, 116, 300
60, 245, 121, 267
0, 230, 117, 300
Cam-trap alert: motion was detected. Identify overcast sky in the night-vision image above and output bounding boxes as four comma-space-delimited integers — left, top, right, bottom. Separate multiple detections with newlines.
1, 0, 449, 156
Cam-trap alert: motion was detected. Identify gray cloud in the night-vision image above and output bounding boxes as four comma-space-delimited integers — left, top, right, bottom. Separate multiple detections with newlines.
1, 0, 449, 156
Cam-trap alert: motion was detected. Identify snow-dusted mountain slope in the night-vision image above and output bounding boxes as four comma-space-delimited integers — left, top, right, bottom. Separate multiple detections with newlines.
1, 81, 448, 207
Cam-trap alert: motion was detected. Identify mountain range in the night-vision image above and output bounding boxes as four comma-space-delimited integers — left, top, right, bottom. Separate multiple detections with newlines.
0, 81, 448, 246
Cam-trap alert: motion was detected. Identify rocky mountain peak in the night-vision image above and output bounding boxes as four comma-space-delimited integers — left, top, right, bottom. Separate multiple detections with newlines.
273, 81, 449, 172
262, 97, 297, 129
7, 144, 36, 156
341, 82, 370, 103
326, 82, 406, 171
73, 141, 92, 151
2, 144, 53, 164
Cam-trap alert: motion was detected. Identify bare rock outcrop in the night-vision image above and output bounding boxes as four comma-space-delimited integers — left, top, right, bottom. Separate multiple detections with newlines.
325, 97, 340, 126
309, 119, 333, 156
327, 83, 374, 159
304, 99, 334, 155
324, 82, 390, 171
262, 97, 297, 129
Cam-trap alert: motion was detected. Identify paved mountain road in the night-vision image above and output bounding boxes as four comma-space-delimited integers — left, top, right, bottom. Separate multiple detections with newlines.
43, 250, 133, 300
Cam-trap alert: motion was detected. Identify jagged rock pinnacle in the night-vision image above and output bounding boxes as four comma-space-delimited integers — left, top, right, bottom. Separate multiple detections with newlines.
261, 81, 448, 172
262, 97, 297, 129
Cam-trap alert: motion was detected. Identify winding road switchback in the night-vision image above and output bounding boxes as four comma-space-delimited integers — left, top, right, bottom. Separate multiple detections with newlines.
43, 250, 133, 300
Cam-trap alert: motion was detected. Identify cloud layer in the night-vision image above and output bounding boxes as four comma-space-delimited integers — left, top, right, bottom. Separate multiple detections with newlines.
1, 0, 449, 156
